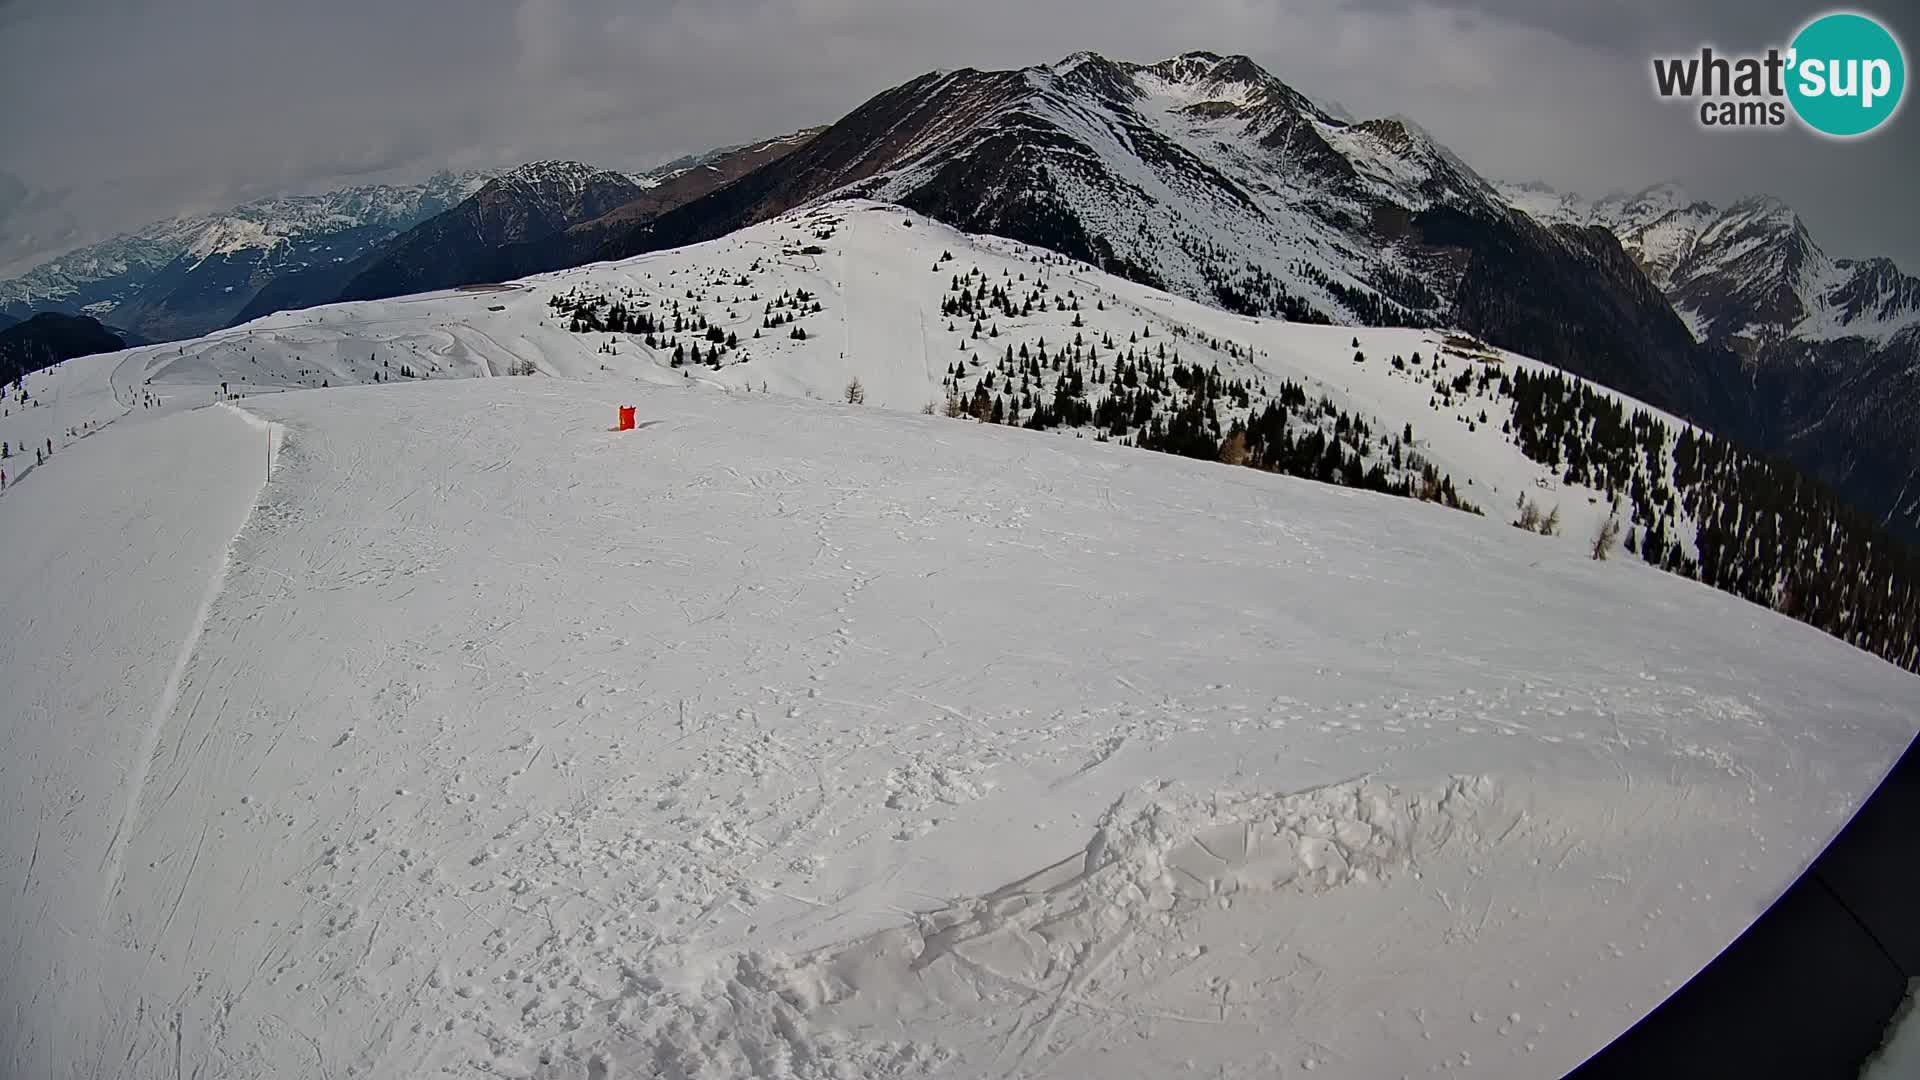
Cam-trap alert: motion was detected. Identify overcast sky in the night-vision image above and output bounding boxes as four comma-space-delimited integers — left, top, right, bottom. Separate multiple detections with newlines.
1, 0, 1914, 276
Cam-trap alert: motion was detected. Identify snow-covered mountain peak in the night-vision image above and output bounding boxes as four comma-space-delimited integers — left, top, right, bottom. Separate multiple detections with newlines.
1345, 114, 1454, 166
1143, 51, 1261, 91
459, 161, 655, 240
1023, 50, 1151, 106
1820, 255, 1920, 335
491, 160, 626, 199
1499, 180, 1709, 236
1131, 51, 1329, 121
1716, 193, 1802, 231
1604, 182, 1696, 217
1318, 113, 1506, 214
1690, 196, 1820, 271
1048, 49, 1107, 76
0, 169, 495, 335
503, 159, 597, 178
1026, 50, 1332, 125
1158, 48, 1232, 67
786, 49, 1665, 341
1493, 176, 1920, 349
185, 217, 285, 262
1492, 179, 1589, 225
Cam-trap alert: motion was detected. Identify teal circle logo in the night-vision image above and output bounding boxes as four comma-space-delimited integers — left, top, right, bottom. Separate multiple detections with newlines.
1787, 12, 1906, 137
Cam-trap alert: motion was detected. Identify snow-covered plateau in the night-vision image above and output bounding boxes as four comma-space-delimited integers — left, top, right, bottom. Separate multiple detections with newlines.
1, 202, 1913, 1079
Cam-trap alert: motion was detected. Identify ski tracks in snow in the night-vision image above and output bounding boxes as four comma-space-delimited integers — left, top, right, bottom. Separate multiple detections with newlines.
96, 407, 278, 926
0, 401, 278, 1079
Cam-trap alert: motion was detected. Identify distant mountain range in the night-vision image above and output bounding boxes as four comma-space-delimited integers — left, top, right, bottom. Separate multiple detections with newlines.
0, 172, 492, 341
1498, 180, 1920, 538
245, 160, 655, 317
325, 129, 821, 308
0, 134, 821, 346
1497, 181, 1920, 352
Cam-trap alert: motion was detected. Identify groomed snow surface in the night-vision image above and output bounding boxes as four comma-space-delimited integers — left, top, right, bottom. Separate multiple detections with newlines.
2, 205, 1916, 1079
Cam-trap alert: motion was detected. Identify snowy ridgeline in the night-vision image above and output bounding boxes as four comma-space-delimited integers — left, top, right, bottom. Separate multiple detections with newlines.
13, 201, 1716, 544
1, 354, 1916, 1078
13, 199, 1914, 675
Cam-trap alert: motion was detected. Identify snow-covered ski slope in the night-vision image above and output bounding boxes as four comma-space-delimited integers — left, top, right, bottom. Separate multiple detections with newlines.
50, 201, 1704, 549
1, 203, 1915, 1079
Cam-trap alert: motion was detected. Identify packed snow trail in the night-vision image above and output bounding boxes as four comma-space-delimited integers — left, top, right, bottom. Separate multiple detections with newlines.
0, 403, 270, 1077
2, 376, 1914, 1078
94, 405, 282, 925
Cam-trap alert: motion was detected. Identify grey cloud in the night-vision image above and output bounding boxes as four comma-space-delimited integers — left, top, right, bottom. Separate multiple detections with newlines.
0, 171, 28, 219
0, 171, 85, 276
0, 0, 1914, 274
1342, 0, 1829, 53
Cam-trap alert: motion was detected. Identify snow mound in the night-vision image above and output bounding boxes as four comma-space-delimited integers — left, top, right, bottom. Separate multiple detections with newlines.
812, 774, 1511, 1005
571, 775, 1513, 1079
549, 951, 950, 1080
